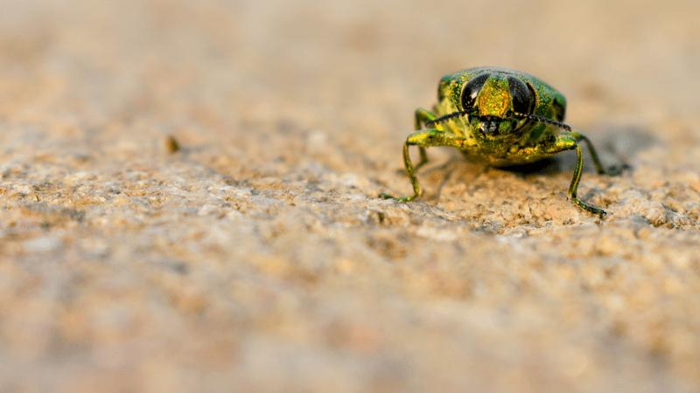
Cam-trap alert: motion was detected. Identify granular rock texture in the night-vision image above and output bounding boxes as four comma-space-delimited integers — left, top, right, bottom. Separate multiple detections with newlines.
0, 1, 699, 392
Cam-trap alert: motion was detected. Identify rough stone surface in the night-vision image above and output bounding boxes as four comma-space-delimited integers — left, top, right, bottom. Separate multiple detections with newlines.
1, 1, 699, 392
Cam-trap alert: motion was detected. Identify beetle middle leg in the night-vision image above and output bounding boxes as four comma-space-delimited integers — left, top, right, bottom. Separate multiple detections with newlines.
380, 129, 467, 202
564, 130, 628, 176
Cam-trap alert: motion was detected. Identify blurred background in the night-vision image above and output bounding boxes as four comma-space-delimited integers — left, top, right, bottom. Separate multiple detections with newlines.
0, 0, 699, 392
2, 0, 699, 134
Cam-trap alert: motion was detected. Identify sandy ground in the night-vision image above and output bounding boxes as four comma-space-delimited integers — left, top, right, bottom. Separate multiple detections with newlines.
0, 0, 699, 392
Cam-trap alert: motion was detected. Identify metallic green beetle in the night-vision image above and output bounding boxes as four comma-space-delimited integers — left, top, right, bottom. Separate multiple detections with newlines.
380, 67, 615, 217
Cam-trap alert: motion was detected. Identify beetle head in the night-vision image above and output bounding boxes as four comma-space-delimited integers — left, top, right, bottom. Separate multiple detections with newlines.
429, 71, 573, 139
459, 72, 537, 141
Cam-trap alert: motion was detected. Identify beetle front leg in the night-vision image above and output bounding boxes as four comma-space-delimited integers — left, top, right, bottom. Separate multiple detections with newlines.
380, 129, 466, 202
553, 136, 607, 217
379, 141, 423, 202
414, 108, 437, 171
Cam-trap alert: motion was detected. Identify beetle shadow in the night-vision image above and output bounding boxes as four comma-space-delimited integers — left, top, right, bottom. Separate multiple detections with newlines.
596, 123, 659, 165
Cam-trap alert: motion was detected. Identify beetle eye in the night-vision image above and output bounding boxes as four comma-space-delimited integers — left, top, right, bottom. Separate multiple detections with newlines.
461, 74, 490, 111
508, 77, 535, 114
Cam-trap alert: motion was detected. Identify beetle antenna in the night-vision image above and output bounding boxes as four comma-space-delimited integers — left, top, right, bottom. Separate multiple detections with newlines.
511, 112, 572, 131
425, 110, 471, 127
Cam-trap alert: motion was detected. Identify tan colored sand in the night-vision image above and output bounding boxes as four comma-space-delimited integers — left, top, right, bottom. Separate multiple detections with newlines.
0, 1, 699, 392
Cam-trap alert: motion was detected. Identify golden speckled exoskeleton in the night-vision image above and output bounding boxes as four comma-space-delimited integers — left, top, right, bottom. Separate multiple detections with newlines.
380, 67, 618, 217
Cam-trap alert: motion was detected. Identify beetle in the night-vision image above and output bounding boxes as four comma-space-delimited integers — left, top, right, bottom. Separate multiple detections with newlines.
379, 67, 616, 217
